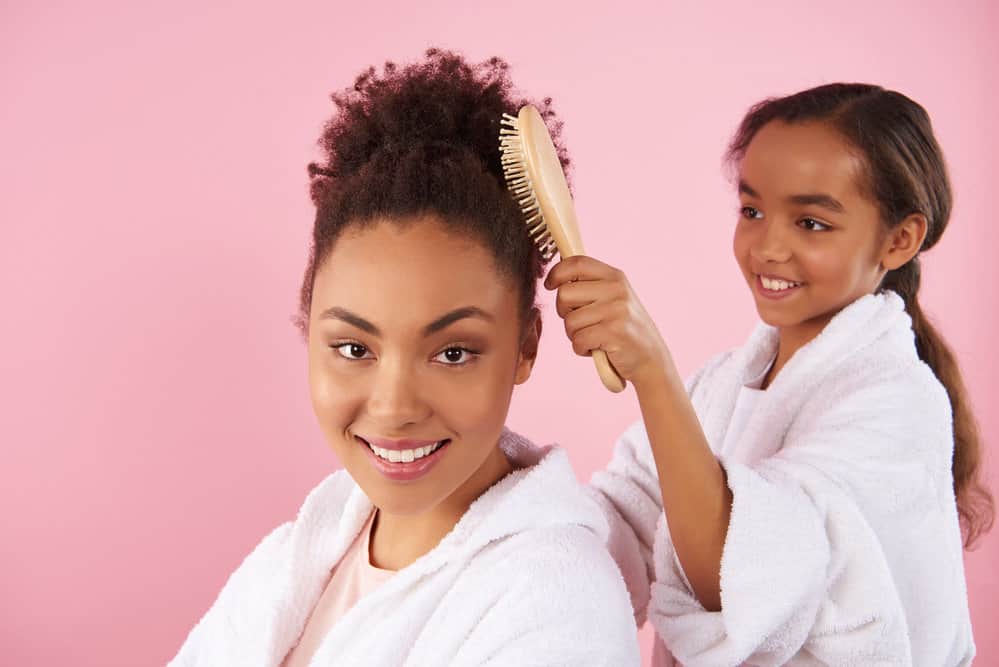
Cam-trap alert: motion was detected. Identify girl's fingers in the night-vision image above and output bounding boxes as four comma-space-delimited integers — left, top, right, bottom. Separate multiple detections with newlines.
563, 299, 624, 340
544, 255, 621, 291
555, 279, 621, 318
569, 319, 622, 358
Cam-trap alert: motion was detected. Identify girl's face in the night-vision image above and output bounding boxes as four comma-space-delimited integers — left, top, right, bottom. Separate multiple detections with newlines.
306, 216, 538, 517
733, 120, 890, 340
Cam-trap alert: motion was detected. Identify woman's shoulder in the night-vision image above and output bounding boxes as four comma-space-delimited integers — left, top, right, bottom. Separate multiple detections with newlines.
242, 469, 359, 564
469, 519, 637, 631
294, 468, 358, 521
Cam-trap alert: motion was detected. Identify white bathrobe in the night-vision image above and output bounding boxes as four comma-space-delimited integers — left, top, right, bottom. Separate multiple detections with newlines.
589, 291, 975, 666
169, 428, 640, 666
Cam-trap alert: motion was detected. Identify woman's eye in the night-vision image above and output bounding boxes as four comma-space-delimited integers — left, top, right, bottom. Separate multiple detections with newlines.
740, 205, 763, 220
333, 343, 373, 360
434, 347, 476, 365
799, 218, 830, 231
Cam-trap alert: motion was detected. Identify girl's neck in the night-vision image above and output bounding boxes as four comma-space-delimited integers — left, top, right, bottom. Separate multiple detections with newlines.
761, 318, 829, 390
367, 444, 513, 570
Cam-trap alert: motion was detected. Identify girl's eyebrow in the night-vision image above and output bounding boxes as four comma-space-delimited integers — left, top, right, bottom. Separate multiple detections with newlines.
319, 306, 494, 338
788, 193, 846, 213
739, 178, 845, 213
738, 179, 761, 198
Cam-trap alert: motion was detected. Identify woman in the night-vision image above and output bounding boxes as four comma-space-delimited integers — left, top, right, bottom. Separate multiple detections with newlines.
169, 49, 639, 666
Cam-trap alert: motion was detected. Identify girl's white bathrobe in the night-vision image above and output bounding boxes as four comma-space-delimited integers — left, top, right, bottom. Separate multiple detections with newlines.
170, 428, 640, 667
590, 291, 975, 666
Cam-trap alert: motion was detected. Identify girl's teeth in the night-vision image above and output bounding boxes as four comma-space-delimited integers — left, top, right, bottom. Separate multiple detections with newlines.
761, 276, 800, 291
369, 441, 444, 463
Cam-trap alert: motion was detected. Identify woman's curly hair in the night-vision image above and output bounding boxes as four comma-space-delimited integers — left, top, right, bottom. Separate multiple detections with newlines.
293, 48, 571, 340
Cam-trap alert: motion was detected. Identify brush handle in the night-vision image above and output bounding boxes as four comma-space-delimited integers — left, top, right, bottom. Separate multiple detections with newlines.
592, 349, 626, 393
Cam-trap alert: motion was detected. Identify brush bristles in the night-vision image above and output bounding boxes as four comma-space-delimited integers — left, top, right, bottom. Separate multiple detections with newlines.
498, 113, 557, 261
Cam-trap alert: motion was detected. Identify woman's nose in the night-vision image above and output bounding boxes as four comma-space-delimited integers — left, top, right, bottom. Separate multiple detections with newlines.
365, 361, 429, 427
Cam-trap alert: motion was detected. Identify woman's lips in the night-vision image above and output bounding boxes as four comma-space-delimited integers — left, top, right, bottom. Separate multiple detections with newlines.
355, 435, 451, 482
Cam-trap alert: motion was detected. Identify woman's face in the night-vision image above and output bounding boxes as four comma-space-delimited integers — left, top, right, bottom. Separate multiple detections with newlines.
733, 120, 890, 341
307, 215, 538, 517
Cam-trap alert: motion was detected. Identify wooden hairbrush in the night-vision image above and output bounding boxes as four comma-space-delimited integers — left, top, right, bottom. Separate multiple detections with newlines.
499, 105, 626, 393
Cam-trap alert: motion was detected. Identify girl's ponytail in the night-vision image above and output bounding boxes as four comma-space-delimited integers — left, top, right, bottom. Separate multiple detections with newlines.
727, 83, 994, 548
882, 260, 994, 547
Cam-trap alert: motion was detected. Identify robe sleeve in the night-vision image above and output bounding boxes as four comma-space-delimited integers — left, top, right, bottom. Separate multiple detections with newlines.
647, 372, 946, 665
586, 359, 717, 627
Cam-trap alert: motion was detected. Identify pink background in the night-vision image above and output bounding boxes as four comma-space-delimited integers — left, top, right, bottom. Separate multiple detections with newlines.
2, 1, 996, 664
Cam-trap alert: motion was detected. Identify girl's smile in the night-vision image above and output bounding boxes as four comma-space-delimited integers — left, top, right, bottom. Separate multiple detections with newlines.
754, 273, 804, 299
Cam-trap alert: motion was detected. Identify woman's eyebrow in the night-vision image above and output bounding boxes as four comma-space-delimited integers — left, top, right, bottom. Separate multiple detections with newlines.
424, 307, 494, 336
318, 306, 494, 337
321, 307, 380, 335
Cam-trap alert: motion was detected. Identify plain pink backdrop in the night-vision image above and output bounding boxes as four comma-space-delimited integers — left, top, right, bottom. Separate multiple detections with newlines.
2, 1, 996, 664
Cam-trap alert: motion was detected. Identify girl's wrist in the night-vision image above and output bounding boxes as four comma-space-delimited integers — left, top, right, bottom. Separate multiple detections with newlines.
630, 351, 683, 398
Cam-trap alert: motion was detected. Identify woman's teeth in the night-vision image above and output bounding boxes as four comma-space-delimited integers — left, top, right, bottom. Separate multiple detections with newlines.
761, 276, 801, 291
368, 440, 446, 463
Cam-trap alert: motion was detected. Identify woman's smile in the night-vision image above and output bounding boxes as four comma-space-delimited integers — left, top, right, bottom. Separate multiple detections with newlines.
355, 434, 454, 482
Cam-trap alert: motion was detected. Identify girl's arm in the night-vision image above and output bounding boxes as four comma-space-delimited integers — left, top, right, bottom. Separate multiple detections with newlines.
545, 255, 729, 610
630, 360, 731, 611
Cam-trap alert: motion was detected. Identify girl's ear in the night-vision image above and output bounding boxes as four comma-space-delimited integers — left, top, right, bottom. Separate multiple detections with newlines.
881, 213, 929, 271
514, 308, 542, 385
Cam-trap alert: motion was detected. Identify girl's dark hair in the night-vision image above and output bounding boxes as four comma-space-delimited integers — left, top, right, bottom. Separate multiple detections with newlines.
725, 83, 994, 549
294, 48, 569, 341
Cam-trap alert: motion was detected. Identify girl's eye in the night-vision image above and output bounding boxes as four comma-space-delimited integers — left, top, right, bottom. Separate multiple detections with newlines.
433, 347, 477, 366
799, 218, 830, 231
333, 343, 373, 360
740, 205, 763, 220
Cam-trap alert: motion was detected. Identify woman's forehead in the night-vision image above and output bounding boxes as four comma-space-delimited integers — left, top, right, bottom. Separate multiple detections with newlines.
312, 218, 519, 327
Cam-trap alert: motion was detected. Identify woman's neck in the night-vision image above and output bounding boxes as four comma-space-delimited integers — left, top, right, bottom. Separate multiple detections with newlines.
367, 444, 513, 570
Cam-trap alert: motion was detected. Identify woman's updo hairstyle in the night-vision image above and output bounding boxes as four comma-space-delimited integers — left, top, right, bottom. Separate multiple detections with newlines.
294, 48, 571, 340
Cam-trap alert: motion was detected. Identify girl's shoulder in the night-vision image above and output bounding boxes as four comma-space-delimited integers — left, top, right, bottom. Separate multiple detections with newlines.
684, 346, 742, 396
821, 327, 950, 418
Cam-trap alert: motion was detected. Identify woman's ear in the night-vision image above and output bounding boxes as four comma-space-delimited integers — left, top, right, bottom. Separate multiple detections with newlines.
514, 308, 542, 385
881, 213, 928, 271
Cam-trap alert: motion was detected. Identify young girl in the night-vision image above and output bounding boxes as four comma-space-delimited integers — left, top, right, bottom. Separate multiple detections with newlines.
546, 84, 993, 665
169, 50, 639, 666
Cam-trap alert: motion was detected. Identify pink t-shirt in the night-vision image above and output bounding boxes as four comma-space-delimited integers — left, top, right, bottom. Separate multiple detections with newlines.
281, 511, 395, 667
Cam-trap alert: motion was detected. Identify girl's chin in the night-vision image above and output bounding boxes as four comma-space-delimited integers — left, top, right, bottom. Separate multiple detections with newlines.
753, 302, 800, 326
754, 308, 815, 332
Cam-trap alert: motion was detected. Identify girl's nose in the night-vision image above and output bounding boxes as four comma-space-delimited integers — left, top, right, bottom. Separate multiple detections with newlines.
366, 362, 430, 427
751, 220, 792, 264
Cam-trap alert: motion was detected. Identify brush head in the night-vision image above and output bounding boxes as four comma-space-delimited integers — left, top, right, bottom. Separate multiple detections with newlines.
499, 105, 584, 262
